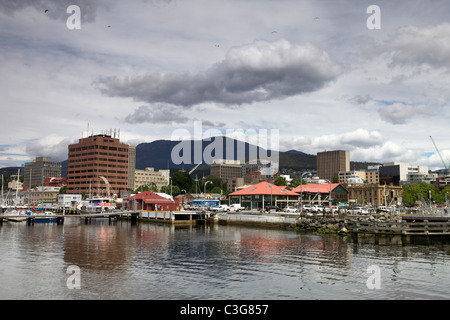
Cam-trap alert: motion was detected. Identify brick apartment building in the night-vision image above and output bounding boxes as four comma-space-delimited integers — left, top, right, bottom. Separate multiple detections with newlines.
67, 133, 130, 196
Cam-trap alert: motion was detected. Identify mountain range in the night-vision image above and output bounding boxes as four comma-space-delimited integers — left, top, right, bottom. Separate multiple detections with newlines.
135, 137, 378, 173
1, 137, 380, 179
135, 137, 313, 171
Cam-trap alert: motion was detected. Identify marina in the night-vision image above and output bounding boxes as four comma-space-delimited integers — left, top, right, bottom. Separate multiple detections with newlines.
1, 218, 450, 300
3, 206, 450, 244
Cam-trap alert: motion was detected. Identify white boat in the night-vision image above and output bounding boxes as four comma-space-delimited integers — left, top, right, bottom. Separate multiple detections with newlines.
1, 208, 27, 222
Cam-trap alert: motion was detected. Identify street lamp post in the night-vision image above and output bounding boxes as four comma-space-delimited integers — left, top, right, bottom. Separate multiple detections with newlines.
300, 172, 311, 216
324, 179, 332, 210
204, 180, 212, 200
267, 185, 274, 207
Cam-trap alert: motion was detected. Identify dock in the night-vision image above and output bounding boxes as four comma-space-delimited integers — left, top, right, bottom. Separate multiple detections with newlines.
215, 212, 297, 227
0, 210, 206, 225
351, 216, 450, 236
120, 210, 206, 225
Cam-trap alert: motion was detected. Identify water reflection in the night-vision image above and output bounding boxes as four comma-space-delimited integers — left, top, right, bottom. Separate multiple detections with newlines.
1, 219, 450, 300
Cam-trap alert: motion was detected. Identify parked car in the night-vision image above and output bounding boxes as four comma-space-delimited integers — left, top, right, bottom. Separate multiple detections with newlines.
227, 204, 245, 212
210, 204, 229, 212
324, 205, 339, 214
284, 206, 299, 213
264, 205, 280, 212
310, 205, 324, 213
377, 206, 391, 213
347, 206, 369, 214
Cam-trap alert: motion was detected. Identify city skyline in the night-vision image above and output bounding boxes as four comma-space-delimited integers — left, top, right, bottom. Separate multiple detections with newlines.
1, 1, 449, 170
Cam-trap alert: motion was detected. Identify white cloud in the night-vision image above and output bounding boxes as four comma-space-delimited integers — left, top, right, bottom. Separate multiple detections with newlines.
1, 0, 450, 171
376, 23, 450, 70
377, 102, 432, 125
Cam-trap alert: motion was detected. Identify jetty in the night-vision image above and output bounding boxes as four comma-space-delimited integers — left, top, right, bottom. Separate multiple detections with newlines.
0, 210, 207, 226
2, 208, 450, 244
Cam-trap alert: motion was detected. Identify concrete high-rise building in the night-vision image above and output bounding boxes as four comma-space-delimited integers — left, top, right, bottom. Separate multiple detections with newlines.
67, 133, 130, 196
379, 162, 429, 186
24, 157, 62, 188
317, 150, 350, 181
210, 159, 243, 180
128, 145, 136, 190
133, 167, 169, 191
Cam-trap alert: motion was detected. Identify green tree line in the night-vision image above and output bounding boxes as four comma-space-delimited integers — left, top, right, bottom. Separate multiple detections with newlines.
131, 171, 228, 196
402, 182, 450, 206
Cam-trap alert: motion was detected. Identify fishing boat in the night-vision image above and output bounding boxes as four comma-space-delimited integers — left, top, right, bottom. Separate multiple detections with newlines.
77, 197, 117, 218
26, 210, 58, 223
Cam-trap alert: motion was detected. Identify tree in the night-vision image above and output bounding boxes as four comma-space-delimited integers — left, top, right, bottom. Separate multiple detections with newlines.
171, 171, 194, 193
203, 176, 225, 193
290, 178, 305, 188
274, 176, 287, 186
402, 182, 442, 206
160, 185, 181, 196
135, 183, 157, 193
59, 185, 67, 194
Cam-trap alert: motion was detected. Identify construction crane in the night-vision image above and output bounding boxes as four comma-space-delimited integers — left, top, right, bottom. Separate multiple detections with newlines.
99, 176, 111, 197
430, 136, 449, 170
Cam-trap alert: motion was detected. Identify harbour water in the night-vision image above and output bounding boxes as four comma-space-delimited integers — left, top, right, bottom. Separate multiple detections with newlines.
1, 218, 450, 300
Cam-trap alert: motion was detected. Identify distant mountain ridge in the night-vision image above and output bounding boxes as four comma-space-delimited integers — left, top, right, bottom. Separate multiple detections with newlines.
135, 138, 380, 173
135, 137, 314, 171
3, 137, 380, 178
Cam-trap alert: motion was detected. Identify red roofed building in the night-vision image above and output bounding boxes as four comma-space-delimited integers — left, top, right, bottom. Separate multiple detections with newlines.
228, 182, 299, 210
293, 183, 349, 205
44, 177, 67, 187
124, 191, 178, 211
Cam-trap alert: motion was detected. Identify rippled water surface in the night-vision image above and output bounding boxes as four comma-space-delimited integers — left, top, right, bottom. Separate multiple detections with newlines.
1, 218, 450, 300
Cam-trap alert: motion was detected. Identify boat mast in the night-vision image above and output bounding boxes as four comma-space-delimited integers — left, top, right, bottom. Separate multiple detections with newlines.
1, 174, 3, 206
15, 169, 19, 206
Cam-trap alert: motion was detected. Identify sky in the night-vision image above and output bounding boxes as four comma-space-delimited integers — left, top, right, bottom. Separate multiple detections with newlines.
1, 0, 450, 171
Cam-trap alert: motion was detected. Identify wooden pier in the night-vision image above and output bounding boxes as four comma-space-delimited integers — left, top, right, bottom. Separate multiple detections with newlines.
120, 210, 205, 225
351, 216, 450, 236
350, 215, 450, 244
1, 210, 205, 226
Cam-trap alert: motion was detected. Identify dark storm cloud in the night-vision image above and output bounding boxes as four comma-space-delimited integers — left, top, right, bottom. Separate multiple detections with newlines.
125, 104, 189, 124
125, 104, 227, 127
95, 39, 342, 107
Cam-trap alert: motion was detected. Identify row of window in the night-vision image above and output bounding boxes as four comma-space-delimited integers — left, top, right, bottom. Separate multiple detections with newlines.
69, 145, 128, 152
68, 179, 127, 184
69, 153, 128, 159
68, 164, 128, 169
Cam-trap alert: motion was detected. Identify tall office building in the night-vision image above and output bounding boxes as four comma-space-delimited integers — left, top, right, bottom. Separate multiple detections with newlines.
210, 159, 243, 180
317, 150, 350, 181
24, 157, 62, 188
67, 133, 130, 196
128, 145, 136, 190
133, 167, 170, 191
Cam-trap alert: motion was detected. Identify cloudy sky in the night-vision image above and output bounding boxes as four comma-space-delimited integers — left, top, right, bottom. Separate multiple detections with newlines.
1, 0, 450, 170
